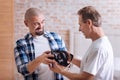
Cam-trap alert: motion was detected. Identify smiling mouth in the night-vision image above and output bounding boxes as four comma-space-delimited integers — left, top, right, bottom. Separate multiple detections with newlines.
35, 27, 40, 30
35, 28, 42, 32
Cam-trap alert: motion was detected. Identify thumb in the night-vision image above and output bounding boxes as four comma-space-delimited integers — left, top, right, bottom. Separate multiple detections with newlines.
44, 50, 51, 54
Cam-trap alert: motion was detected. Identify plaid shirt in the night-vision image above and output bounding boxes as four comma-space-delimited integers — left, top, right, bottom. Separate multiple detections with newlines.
14, 31, 67, 80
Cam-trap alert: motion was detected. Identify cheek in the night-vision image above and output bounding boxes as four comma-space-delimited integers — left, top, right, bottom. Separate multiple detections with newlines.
80, 25, 85, 31
28, 26, 35, 32
41, 24, 44, 28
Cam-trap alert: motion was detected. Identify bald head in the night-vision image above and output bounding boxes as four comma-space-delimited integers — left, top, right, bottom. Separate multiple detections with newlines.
25, 8, 44, 20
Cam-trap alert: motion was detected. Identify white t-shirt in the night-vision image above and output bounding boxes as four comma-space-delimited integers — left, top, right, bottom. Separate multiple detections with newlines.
80, 36, 114, 80
33, 35, 55, 80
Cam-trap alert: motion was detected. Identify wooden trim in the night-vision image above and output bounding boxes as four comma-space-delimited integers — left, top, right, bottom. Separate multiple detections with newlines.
0, 0, 15, 80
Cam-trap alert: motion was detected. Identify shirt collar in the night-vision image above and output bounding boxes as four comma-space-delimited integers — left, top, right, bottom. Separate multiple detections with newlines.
25, 31, 50, 40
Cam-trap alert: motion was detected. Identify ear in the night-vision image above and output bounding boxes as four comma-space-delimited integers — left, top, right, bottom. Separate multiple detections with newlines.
86, 19, 92, 26
24, 20, 28, 27
86, 19, 93, 30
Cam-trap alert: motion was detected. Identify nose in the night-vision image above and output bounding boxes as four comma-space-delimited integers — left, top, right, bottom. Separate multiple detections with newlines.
38, 23, 41, 27
36, 23, 42, 29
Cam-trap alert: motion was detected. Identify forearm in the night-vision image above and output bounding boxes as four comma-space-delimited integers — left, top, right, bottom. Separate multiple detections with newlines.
61, 71, 94, 80
61, 70, 84, 80
27, 56, 42, 73
71, 58, 81, 68
27, 52, 53, 73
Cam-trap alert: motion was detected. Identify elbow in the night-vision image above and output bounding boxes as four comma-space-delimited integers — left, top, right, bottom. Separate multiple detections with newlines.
17, 64, 31, 76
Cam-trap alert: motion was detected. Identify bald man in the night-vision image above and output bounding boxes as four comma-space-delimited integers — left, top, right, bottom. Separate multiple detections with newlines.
14, 8, 67, 80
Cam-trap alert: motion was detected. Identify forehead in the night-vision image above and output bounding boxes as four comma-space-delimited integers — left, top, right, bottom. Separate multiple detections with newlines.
29, 15, 45, 21
78, 15, 82, 21
78, 15, 83, 24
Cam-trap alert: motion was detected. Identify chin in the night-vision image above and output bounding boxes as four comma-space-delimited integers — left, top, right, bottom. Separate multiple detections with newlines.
85, 36, 89, 39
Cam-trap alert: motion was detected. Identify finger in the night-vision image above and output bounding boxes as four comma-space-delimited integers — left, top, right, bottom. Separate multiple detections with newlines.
45, 58, 54, 64
49, 65, 54, 71
44, 50, 51, 54
49, 60, 56, 68
49, 61, 56, 69
47, 54, 54, 59
47, 53, 54, 57
52, 60, 57, 64
67, 51, 73, 61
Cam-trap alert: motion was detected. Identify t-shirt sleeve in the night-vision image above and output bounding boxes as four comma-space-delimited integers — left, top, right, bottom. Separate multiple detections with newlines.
83, 49, 106, 75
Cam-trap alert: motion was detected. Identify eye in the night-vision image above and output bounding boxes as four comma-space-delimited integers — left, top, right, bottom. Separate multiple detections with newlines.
41, 20, 45, 24
33, 22, 40, 26
33, 23, 37, 26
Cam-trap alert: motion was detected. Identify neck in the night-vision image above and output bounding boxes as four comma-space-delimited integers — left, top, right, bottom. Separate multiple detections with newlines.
91, 27, 105, 41
31, 33, 43, 38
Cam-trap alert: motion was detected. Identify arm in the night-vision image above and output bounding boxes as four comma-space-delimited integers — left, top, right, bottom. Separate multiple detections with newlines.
14, 45, 53, 75
61, 70, 94, 80
27, 51, 54, 73
14, 46, 30, 76
49, 61, 94, 80
71, 58, 81, 68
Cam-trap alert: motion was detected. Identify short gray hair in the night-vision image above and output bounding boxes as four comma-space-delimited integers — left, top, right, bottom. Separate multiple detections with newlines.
78, 6, 102, 27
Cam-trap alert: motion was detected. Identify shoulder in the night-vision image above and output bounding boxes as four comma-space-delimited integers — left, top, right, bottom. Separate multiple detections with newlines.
15, 34, 29, 47
15, 33, 32, 46
50, 32, 62, 40
90, 41, 108, 60
15, 38, 27, 47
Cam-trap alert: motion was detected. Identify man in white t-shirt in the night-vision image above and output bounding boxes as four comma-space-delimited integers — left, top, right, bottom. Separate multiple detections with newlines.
49, 6, 114, 80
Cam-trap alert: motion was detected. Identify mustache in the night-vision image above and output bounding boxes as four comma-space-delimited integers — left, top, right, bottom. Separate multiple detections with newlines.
35, 27, 41, 30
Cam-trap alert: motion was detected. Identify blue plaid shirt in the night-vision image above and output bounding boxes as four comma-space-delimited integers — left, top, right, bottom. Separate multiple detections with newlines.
14, 31, 67, 80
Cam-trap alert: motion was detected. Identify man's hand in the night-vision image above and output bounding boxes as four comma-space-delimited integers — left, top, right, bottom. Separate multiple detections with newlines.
67, 51, 73, 62
49, 60, 65, 74
38, 51, 54, 64
27, 50, 54, 73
